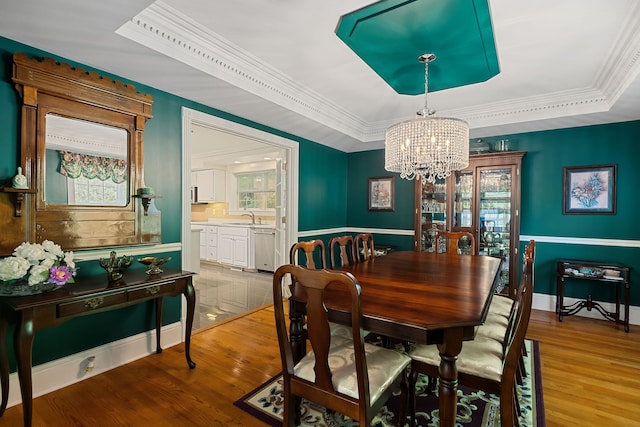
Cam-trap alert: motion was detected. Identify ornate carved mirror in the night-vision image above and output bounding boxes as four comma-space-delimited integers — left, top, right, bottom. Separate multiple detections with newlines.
7, 53, 158, 252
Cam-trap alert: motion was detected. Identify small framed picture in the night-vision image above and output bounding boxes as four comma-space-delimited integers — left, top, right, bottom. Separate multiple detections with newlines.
368, 176, 395, 211
563, 164, 616, 214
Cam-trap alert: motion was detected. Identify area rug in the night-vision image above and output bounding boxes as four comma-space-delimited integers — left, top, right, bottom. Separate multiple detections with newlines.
234, 340, 545, 426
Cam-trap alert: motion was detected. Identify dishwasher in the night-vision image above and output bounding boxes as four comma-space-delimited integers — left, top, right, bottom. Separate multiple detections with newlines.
254, 228, 276, 272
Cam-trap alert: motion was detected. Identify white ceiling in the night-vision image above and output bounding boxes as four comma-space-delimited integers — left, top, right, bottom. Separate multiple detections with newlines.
1, 0, 639, 155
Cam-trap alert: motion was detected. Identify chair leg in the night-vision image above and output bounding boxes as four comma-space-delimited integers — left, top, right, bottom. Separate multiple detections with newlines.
293, 395, 302, 426
408, 366, 419, 426
282, 391, 298, 427
500, 390, 515, 427
396, 370, 410, 427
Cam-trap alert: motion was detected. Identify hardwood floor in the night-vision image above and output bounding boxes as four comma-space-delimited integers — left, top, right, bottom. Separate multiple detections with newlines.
1, 308, 638, 426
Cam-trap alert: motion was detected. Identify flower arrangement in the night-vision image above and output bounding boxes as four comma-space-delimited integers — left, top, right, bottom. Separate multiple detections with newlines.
0, 240, 76, 288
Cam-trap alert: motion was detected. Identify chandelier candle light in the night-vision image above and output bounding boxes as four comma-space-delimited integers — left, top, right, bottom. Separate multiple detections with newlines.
385, 54, 469, 184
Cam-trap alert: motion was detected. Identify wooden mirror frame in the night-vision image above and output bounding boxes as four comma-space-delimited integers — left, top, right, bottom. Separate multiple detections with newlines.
8, 53, 155, 252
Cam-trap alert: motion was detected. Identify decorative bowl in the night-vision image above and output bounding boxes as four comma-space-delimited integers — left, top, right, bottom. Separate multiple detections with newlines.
138, 256, 171, 275
99, 251, 133, 282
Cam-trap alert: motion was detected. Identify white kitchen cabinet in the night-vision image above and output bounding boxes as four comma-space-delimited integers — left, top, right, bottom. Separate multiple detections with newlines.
198, 228, 206, 260
206, 226, 218, 261
217, 226, 251, 268
191, 169, 226, 202
194, 224, 218, 261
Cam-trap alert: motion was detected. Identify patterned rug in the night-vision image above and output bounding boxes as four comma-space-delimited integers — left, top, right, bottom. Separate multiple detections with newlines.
235, 340, 545, 426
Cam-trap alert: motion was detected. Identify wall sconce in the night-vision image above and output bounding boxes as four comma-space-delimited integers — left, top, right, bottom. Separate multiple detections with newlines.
134, 187, 161, 216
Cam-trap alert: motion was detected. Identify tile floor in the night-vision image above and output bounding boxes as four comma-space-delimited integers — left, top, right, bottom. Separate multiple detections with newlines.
193, 262, 274, 330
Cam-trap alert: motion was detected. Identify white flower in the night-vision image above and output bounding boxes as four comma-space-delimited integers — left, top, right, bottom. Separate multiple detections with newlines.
13, 242, 46, 263
64, 251, 76, 271
42, 240, 64, 258
2, 240, 77, 287
40, 258, 55, 268
28, 265, 51, 285
0, 256, 31, 281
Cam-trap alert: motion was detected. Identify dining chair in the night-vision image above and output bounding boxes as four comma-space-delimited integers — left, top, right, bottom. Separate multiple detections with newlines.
328, 235, 357, 269
289, 239, 354, 339
487, 240, 536, 321
481, 240, 536, 385
289, 239, 327, 269
435, 231, 475, 255
354, 233, 375, 262
408, 241, 535, 427
273, 265, 411, 426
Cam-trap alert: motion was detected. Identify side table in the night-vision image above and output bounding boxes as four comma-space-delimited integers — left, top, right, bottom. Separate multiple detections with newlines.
556, 259, 630, 332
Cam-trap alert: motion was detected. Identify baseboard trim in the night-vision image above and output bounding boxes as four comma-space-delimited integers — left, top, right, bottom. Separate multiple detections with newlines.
533, 293, 640, 326
6, 321, 184, 408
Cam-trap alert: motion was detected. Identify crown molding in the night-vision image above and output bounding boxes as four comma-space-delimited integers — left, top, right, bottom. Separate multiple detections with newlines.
117, 1, 640, 144
116, 1, 368, 142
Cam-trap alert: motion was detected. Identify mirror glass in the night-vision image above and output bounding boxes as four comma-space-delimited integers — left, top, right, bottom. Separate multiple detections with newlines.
44, 114, 129, 206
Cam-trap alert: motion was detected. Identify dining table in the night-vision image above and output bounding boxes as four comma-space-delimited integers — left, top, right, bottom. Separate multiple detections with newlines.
288, 250, 503, 427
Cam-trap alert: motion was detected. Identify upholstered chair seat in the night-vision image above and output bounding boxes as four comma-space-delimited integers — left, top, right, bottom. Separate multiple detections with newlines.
295, 339, 410, 403
488, 294, 514, 318
476, 310, 510, 342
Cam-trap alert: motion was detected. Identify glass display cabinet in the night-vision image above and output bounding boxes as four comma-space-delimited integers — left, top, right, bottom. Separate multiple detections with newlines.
414, 151, 526, 296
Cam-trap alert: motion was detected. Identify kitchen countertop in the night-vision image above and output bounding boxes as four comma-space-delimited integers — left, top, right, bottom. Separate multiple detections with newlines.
191, 221, 275, 230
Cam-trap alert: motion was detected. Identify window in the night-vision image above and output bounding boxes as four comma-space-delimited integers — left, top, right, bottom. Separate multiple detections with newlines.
236, 170, 276, 210
68, 175, 127, 206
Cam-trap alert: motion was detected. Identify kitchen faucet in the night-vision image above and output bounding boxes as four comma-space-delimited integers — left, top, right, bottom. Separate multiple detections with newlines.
242, 212, 256, 224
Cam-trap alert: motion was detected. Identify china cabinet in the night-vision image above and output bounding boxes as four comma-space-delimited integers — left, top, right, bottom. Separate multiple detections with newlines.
414, 151, 526, 296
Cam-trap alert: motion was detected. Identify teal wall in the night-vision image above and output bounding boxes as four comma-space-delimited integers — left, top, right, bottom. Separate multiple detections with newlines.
347, 150, 415, 250
298, 141, 348, 231
1, 32, 638, 368
347, 123, 640, 305
0, 36, 346, 367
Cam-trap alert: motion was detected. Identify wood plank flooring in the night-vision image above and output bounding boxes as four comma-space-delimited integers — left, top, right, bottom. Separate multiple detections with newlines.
1, 307, 638, 426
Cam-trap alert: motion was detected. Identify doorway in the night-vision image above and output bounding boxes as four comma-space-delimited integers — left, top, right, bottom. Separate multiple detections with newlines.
180, 108, 299, 328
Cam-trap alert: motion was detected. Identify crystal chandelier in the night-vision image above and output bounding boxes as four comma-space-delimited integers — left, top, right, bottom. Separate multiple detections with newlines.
385, 54, 469, 184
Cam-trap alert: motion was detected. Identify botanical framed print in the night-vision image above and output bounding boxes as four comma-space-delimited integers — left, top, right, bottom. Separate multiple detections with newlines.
368, 176, 395, 211
563, 164, 616, 214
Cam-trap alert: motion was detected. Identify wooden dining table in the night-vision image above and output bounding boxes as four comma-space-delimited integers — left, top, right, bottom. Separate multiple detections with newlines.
288, 250, 503, 427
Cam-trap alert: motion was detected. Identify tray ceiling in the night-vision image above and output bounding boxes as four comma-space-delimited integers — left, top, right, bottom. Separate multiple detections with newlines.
0, 0, 639, 153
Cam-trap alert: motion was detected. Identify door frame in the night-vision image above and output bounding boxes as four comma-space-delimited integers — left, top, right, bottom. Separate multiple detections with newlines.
180, 107, 299, 273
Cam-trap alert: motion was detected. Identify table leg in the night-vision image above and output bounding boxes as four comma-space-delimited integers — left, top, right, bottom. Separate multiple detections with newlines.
155, 297, 164, 354
0, 317, 8, 416
437, 328, 464, 427
624, 282, 630, 333
183, 278, 197, 369
14, 310, 35, 427
557, 276, 565, 321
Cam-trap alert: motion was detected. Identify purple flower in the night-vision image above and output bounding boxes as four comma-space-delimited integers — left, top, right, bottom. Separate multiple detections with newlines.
49, 265, 72, 286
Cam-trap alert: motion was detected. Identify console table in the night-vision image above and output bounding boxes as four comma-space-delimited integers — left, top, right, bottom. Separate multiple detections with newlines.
556, 259, 630, 332
0, 268, 196, 427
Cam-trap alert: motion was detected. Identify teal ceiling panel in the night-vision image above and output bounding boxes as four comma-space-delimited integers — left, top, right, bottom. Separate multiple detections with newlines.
335, 0, 499, 95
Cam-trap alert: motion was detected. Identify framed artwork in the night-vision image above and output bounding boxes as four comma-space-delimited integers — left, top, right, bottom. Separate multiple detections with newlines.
368, 176, 395, 211
563, 164, 616, 214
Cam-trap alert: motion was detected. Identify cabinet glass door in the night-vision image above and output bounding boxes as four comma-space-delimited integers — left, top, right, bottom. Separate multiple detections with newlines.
453, 170, 474, 229
478, 167, 513, 290
419, 179, 447, 252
